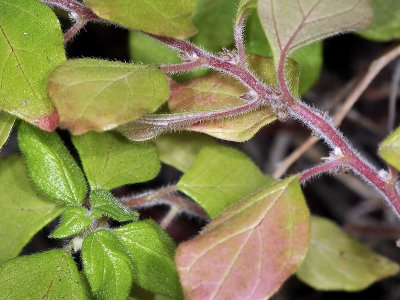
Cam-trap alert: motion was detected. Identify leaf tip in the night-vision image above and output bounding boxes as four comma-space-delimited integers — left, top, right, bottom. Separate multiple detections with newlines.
35, 110, 59, 132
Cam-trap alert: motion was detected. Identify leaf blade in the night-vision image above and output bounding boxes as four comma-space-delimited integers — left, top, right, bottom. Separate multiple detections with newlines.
0, 250, 89, 300
18, 122, 88, 205
0, 155, 64, 263
72, 131, 161, 190
0, 111, 15, 151
297, 216, 399, 291
0, 0, 65, 130
48, 59, 169, 134
176, 177, 310, 299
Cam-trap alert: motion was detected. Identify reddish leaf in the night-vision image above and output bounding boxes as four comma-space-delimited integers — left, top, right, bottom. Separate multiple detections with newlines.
176, 177, 310, 300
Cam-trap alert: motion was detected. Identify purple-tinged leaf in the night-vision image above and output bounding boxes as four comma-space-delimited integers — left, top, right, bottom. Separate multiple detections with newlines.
176, 177, 310, 300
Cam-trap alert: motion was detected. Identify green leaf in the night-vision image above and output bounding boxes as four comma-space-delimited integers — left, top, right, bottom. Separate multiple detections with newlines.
359, 0, 400, 41
0, 250, 89, 299
258, 0, 372, 65
84, 0, 197, 38
50, 207, 91, 239
48, 59, 170, 134
0, 111, 15, 151
82, 230, 133, 300
130, 33, 209, 82
114, 220, 183, 299
176, 177, 310, 299
18, 122, 88, 205
91, 190, 139, 222
72, 131, 161, 190
246, 12, 322, 95
0, 0, 65, 131
177, 145, 274, 218
155, 132, 217, 172
0, 155, 63, 263
297, 216, 399, 291
192, 0, 238, 52
378, 126, 400, 170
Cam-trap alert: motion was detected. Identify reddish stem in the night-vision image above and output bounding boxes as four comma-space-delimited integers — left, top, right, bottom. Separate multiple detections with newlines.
41, 0, 100, 21
234, 14, 247, 65
300, 158, 346, 183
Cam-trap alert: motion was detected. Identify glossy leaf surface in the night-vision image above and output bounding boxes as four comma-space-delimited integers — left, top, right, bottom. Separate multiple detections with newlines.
72, 131, 160, 190
0, 156, 63, 263
297, 216, 399, 291
91, 189, 139, 222
48, 59, 169, 134
0, 0, 65, 130
258, 0, 372, 63
177, 146, 274, 218
85, 0, 196, 38
18, 122, 87, 205
82, 230, 133, 300
0, 250, 89, 299
176, 177, 310, 300
50, 206, 91, 239
115, 221, 183, 299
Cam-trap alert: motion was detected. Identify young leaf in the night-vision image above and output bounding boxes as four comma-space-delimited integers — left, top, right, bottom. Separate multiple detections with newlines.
48, 59, 170, 134
155, 133, 217, 172
114, 220, 183, 299
176, 177, 310, 300
246, 12, 323, 95
297, 216, 399, 291
177, 146, 274, 218
84, 0, 197, 38
192, 0, 238, 52
359, 0, 400, 41
18, 122, 88, 205
72, 131, 160, 190
258, 0, 372, 64
91, 190, 139, 222
82, 230, 133, 300
0, 0, 65, 131
0, 111, 15, 150
50, 207, 91, 239
0, 250, 89, 299
0, 155, 63, 263
378, 126, 400, 171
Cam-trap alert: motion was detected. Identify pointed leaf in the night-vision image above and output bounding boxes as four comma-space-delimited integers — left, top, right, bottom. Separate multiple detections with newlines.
177, 146, 274, 218
114, 220, 183, 299
84, 0, 196, 38
297, 216, 399, 291
0, 111, 15, 150
176, 177, 310, 300
82, 230, 133, 300
91, 190, 139, 222
18, 122, 88, 205
359, 0, 400, 41
48, 59, 169, 134
0, 250, 89, 299
72, 131, 160, 190
0, 155, 63, 263
379, 126, 400, 170
155, 132, 217, 172
50, 207, 91, 239
258, 0, 372, 63
0, 0, 65, 130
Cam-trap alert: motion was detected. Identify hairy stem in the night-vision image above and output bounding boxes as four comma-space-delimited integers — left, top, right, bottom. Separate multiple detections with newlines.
41, 0, 100, 20
300, 158, 347, 183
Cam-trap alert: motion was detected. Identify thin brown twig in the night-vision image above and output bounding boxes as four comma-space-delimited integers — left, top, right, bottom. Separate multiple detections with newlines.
273, 44, 400, 178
